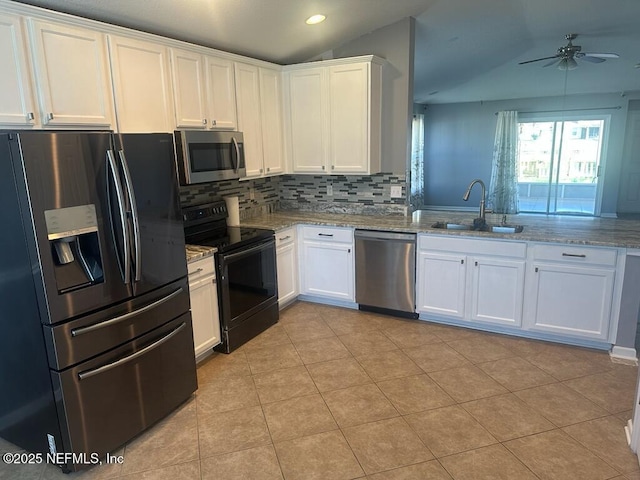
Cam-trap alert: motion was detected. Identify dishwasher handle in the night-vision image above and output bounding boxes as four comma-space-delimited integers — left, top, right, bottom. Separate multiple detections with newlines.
354, 229, 416, 242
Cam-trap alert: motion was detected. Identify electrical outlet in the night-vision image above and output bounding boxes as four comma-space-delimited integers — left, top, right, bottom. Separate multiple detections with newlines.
390, 185, 403, 198
249, 188, 255, 200
327, 184, 333, 196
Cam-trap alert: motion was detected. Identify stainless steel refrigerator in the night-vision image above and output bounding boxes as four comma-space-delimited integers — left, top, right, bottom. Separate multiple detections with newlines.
0, 131, 197, 472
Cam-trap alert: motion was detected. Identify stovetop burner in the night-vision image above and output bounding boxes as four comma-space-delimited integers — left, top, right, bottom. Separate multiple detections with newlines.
183, 200, 274, 253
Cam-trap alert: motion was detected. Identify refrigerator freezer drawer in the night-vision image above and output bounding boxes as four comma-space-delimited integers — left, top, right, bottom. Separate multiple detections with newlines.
50, 313, 197, 471
43, 277, 189, 370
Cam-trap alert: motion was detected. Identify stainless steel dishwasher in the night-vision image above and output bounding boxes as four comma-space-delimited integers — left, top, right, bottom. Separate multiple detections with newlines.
355, 230, 417, 318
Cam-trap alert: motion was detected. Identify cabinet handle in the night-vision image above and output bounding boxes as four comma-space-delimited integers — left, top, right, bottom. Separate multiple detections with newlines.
318, 233, 333, 237
475, 261, 478, 266
331, 165, 335, 170
322, 165, 325, 170
278, 235, 291, 241
535, 267, 539, 273
212, 119, 217, 126
562, 253, 586, 258
191, 267, 204, 274
461, 259, 464, 264
47, 112, 54, 121
267, 167, 271, 172
260, 168, 263, 173
203, 119, 207, 125
27, 112, 35, 121
348, 248, 351, 253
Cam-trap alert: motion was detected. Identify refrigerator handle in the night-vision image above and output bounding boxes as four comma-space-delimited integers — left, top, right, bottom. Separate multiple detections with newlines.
106, 150, 131, 284
118, 149, 142, 282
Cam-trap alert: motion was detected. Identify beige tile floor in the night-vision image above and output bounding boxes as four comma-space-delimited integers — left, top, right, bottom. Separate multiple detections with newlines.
2, 301, 639, 479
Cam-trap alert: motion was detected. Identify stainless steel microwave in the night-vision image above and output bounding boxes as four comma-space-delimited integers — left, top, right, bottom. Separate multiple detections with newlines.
174, 130, 246, 184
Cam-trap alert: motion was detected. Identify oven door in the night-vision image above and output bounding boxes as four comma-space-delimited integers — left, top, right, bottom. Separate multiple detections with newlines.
217, 237, 277, 330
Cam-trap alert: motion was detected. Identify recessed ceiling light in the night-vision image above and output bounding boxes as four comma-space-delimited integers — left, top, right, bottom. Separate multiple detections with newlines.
306, 14, 326, 25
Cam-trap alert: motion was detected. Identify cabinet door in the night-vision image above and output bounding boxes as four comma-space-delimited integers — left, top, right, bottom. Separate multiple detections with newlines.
469, 257, 525, 327
416, 251, 466, 318
524, 263, 614, 340
189, 274, 220, 360
108, 35, 174, 133
29, 20, 113, 127
287, 68, 327, 173
205, 56, 237, 130
260, 67, 284, 176
277, 242, 298, 307
0, 13, 36, 126
235, 62, 264, 178
301, 241, 353, 301
328, 63, 369, 174
170, 48, 207, 129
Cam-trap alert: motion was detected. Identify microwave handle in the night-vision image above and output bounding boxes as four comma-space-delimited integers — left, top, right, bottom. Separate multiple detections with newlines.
231, 137, 240, 174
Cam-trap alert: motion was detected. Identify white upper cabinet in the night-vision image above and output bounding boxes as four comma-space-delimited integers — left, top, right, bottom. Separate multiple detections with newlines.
170, 47, 207, 129
234, 62, 264, 178
0, 13, 36, 126
204, 56, 237, 130
259, 67, 284, 176
169, 48, 238, 130
329, 63, 372, 174
284, 56, 382, 175
234, 63, 284, 179
286, 67, 328, 173
108, 35, 174, 133
29, 20, 114, 128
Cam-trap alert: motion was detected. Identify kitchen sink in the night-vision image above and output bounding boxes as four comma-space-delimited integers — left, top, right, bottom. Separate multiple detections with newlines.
431, 221, 524, 234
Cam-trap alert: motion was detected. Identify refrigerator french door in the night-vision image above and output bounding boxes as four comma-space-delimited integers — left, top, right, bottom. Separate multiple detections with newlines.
0, 131, 196, 472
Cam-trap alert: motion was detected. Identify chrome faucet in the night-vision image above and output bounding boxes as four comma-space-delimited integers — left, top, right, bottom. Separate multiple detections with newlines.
463, 179, 487, 227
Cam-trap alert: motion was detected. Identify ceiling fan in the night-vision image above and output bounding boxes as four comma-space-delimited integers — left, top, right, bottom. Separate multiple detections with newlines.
519, 34, 619, 70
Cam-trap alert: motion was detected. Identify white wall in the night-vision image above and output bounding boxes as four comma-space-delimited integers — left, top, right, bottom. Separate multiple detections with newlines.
422, 93, 632, 215
330, 17, 415, 175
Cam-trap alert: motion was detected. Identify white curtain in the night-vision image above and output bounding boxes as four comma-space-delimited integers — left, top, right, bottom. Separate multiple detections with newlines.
488, 111, 519, 214
410, 114, 425, 209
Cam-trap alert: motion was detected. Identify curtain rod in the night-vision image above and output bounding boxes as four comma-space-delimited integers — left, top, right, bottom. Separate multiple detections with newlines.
495, 106, 622, 115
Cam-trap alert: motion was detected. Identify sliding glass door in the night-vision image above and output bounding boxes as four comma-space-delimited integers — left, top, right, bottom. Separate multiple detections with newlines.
517, 117, 606, 215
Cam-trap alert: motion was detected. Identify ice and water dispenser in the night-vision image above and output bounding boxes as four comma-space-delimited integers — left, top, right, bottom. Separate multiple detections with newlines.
44, 204, 104, 293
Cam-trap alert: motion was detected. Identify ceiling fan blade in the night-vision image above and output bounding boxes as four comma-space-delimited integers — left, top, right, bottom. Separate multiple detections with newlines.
579, 56, 606, 63
576, 52, 620, 59
518, 54, 560, 65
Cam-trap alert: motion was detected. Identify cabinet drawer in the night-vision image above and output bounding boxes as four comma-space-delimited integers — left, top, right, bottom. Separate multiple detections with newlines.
276, 227, 296, 248
188, 257, 215, 279
419, 235, 526, 259
301, 225, 353, 243
531, 243, 617, 267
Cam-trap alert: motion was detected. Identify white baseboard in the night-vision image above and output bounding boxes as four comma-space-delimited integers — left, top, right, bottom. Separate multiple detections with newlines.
610, 346, 638, 365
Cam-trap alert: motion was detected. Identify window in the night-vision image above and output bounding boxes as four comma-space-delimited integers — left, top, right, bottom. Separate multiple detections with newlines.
517, 118, 606, 215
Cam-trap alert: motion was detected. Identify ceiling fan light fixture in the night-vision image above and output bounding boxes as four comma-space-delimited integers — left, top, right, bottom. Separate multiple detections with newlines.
558, 57, 578, 71
305, 14, 326, 25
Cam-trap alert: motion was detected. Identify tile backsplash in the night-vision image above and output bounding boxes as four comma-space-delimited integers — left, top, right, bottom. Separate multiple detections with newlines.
179, 173, 408, 218
179, 177, 280, 220
279, 173, 408, 216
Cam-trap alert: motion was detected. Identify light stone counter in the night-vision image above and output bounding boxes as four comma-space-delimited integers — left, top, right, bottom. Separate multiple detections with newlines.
240, 210, 640, 249
185, 244, 217, 263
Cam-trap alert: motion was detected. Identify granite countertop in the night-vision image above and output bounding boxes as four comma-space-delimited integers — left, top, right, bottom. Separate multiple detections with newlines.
240, 210, 640, 249
185, 244, 217, 263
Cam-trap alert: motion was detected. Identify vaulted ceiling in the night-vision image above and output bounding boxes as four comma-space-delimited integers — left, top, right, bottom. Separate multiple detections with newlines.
14, 0, 640, 104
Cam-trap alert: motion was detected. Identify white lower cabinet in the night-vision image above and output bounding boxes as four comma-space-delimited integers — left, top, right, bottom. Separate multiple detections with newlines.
276, 227, 298, 307
416, 235, 526, 327
523, 243, 617, 341
187, 257, 220, 361
417, 251, 467, 318
299, 226, 354, 302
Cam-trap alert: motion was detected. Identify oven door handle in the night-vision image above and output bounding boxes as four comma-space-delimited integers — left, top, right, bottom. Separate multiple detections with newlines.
78, 322, 186, 380
221, 239, 274, 263
71, 288, 184, 337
